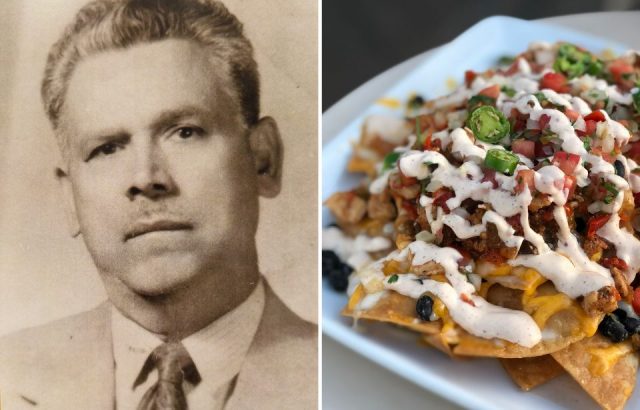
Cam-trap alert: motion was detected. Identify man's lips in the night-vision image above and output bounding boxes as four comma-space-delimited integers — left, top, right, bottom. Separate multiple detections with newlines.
124, 220, 193, 241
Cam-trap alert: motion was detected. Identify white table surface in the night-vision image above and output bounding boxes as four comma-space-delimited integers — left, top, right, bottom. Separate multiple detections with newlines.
322, 11, 640, 410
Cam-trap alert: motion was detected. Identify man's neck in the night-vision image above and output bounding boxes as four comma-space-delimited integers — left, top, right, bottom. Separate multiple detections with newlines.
102, 265, 261, 341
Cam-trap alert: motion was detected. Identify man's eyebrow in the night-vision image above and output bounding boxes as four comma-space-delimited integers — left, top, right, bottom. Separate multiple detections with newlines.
149, 106, 210, 135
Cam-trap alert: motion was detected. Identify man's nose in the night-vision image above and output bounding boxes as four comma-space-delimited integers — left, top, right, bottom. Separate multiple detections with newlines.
126, 143, 177, 200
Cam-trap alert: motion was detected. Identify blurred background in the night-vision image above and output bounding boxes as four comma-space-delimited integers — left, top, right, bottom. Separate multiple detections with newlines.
323, 0, 640, 111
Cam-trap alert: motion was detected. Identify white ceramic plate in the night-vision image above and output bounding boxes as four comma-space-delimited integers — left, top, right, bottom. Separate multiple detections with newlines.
322, 16, 639, 410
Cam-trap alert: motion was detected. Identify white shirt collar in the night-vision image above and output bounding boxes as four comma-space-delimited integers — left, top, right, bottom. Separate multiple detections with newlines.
111, 279, 265, 409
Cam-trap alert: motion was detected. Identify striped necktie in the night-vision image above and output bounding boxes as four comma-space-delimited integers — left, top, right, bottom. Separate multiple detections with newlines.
135, 342, 201, 410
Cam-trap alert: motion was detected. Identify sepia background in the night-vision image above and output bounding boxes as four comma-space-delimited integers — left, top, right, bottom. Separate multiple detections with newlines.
0, 0, 317, 335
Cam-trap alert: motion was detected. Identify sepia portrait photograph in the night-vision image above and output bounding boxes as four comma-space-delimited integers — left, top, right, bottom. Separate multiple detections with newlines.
0, 0, 317, 408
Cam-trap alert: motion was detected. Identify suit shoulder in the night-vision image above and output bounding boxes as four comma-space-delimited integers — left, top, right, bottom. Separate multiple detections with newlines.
258, 283, 317, 351
230, 284, 317, 410
0, 303, 110, 369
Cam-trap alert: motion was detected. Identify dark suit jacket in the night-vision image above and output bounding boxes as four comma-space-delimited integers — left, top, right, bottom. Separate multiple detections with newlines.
0, 282, 317, 409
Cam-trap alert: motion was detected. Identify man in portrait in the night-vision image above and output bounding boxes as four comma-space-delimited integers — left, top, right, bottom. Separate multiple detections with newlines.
0, 0, 317, 409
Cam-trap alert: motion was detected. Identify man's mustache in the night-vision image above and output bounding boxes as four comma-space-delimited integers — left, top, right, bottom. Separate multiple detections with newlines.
123, 202, 192, 241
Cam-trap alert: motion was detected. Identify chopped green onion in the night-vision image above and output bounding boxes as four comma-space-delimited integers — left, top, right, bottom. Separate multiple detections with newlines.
533, 92, 547, 103
539, 133, 558, 144
582, 137, 591, 152
501, 86, 516, 98
468, 106, 510, 143
497, 55, 515, 66
604, 194, 615, 204
387, 274, 399, 284
467, 94, 496, 112
420, 177, 431, 193
381, 152, 401, 172
603, 181, 619, 195
484, 149, 519, 176
602, 181, 619, 204
633, 90, 640, 114
553, 43, 604, 79
415, 118, 425, 147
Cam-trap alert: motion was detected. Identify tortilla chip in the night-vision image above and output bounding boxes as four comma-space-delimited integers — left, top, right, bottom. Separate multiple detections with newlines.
453, 283, 601, 358
551, 334, 638, 410
342, 290, 440, 334
500, 356, 564, 391
421, 333, 455, 357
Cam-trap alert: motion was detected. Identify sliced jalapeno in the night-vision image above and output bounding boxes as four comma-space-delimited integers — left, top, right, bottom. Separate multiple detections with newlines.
468, 106, 510, 143
484, 149, 519, 176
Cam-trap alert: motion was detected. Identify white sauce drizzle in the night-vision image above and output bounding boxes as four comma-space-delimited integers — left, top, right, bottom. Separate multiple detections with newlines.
322, 227, 391, 270
382, 242, 541, 347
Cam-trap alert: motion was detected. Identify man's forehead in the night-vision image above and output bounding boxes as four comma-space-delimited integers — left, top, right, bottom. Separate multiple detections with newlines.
62, 39, 237, 136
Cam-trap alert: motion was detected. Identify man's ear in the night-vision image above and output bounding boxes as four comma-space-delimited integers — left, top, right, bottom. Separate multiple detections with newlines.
248, 117, 283, 198
55, 166, 81, 237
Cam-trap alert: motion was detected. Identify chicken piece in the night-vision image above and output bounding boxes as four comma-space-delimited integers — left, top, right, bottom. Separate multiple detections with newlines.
367, 191, 397, 222
611, 267, 632, 301
411, 260, 445, 277
324, 192, 367, 225
582, 236, 608, 260
581, 286, 618, 316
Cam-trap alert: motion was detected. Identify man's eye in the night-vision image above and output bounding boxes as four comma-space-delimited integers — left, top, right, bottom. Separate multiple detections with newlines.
87, 142, 121, 161
175, 126, 203, 139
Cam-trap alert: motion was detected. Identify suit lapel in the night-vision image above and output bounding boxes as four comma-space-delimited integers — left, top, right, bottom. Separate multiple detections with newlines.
22, 302, 116, 409
226, 282, 317, 410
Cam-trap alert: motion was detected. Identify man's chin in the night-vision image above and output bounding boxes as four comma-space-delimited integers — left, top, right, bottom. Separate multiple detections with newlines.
116, 258, 206, 299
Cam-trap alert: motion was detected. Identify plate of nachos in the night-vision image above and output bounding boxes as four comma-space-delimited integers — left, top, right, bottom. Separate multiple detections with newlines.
323, 16, 640, 410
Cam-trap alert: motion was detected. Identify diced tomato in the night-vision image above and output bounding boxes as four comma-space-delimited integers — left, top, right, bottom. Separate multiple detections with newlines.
577, 119, 598, 137
584, 110, 606, 122
460, 293, 476, 307
506, 214, 522, 231
481, 169, 499, 188
540, 72, 570, 93
563, 204, 574, 218
534, 141, 553, 158
552, 151, 581, 174
625, 141, 640, 163
505, 58, 523, 76
401, 200, 418, 220
515, 169, 535, 193
465, 70, 477, 87
399, 173, 418, 187
634, 192, 640, 206
511, 139, 535, 159
423, 134, 433, 151
600, 257, 629, 271
542, 207, 555, 222
564, 175, 577, 199
590, 146, 615, 163
632, 288, 640, 315
587, 214, 611, 238
450, 245, 472, 266
538, 114, 551, 130
432, 188, 454, 212
478, 85, 500, 99
564, 108, 580, 122
609, 60, 634, 84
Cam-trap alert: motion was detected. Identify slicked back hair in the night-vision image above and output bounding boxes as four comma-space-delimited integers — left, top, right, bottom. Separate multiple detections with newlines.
42, 0, 259, 142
